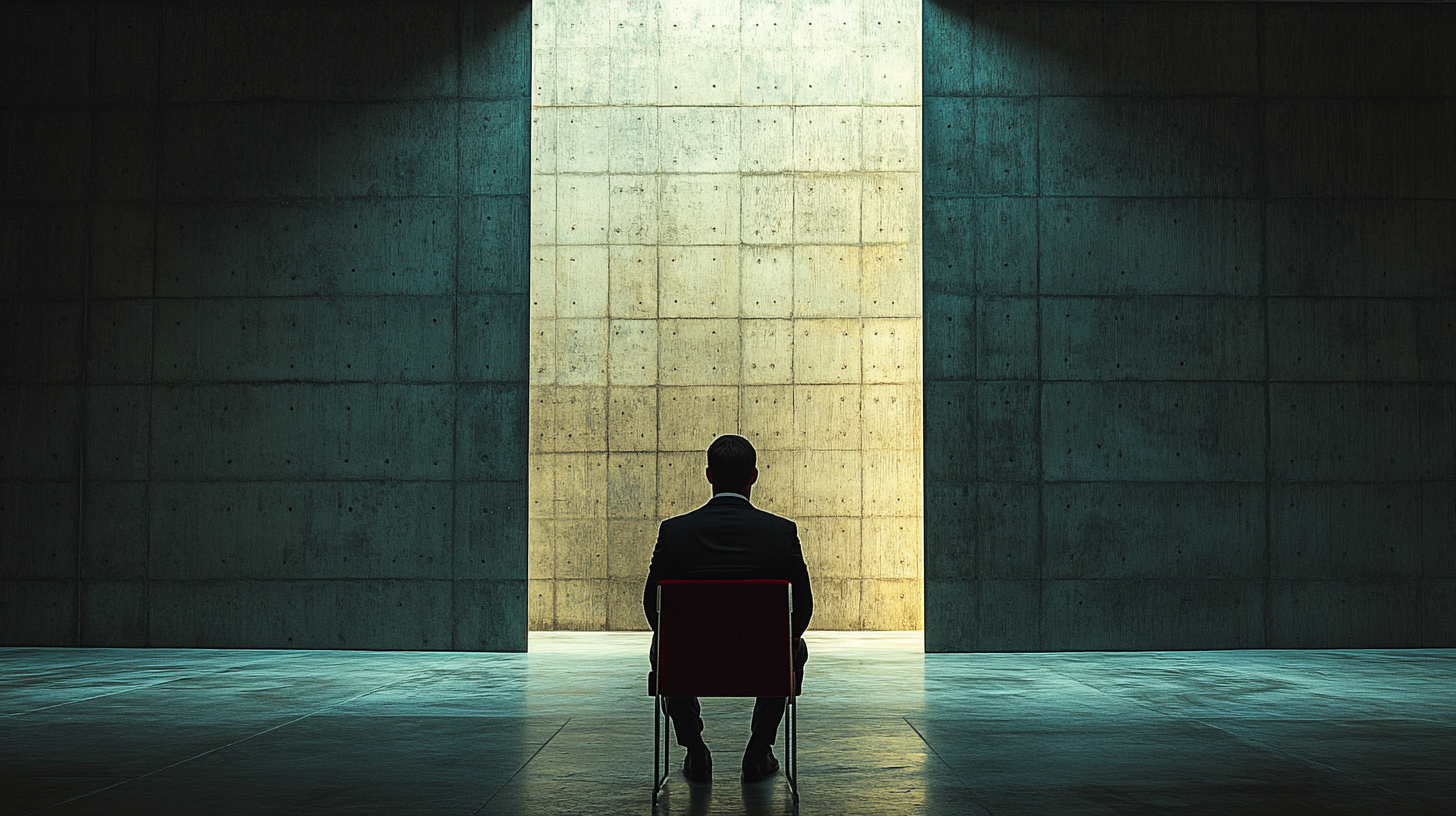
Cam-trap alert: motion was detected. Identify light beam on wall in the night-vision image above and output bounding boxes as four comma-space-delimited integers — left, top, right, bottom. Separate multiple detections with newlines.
528, 0, 924, 632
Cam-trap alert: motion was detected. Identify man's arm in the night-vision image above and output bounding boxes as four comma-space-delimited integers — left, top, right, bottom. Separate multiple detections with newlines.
642, 563, 660, 632
642, 525, 667, 631
788, 523, 813, 638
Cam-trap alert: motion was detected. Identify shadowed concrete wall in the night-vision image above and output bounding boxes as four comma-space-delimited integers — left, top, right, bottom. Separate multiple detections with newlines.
529, 0, 924, 631
924, 1, 1456, 651
1, 1, 531, 650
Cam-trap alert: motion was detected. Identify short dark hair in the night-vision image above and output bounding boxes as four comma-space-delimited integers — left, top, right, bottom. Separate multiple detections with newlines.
707, 434, 756, 488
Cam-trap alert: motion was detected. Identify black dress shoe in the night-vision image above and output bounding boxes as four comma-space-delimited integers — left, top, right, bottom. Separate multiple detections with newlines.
741, 747, 779, 783
682, 745, 712, 783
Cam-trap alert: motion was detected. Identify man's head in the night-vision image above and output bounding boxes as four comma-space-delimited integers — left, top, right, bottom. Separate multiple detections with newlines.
706, 434, 757, 494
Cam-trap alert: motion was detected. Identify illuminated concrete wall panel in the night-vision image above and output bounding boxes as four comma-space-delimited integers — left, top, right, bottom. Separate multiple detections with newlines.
530, 0, 924, 631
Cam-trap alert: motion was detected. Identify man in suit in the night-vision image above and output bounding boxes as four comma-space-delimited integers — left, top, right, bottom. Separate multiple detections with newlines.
643, 434, 813, 784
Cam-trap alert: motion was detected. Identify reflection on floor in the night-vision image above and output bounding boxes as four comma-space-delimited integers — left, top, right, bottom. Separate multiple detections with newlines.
3, 632, 1453, 815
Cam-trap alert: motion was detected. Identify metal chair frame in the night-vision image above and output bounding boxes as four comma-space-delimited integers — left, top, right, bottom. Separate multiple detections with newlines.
650, 581, 800, 810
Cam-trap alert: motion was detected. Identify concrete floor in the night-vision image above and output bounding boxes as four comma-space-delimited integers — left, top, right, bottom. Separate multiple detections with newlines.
3, 634, 1453, 815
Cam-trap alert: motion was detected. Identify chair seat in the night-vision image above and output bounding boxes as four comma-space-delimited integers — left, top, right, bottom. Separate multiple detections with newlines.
648, 660, 802, 697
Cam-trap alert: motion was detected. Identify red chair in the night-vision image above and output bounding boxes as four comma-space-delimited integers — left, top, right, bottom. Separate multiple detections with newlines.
648, 579, 801, 807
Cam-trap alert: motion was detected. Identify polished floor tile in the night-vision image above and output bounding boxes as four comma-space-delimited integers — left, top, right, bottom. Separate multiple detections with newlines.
2, 634, 1452, 815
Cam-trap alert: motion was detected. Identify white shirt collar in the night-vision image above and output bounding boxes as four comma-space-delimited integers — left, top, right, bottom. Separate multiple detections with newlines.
713, 491, 750, 502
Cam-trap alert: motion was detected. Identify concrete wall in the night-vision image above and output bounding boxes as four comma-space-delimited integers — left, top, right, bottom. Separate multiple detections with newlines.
528, 0, 924, 631
9, 1, 1450, 653
1, 1, 532, 650
924, 1, 1456, 651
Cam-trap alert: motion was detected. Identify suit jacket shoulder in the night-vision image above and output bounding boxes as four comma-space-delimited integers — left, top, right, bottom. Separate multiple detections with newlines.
644, 495, 813, 635
655, 498, 801, 569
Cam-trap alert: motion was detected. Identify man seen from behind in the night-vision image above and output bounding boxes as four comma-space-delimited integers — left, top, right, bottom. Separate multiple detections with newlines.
643, 434, 813, 785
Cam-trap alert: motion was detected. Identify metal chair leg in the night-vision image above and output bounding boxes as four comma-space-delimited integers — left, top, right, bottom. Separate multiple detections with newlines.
653, 694, 668, 806
653, 694, 660, 806
786, 696, 799, 808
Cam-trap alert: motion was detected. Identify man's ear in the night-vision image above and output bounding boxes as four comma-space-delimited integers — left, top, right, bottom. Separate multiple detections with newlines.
705, 467, 715, 485
748, 467, 759, 485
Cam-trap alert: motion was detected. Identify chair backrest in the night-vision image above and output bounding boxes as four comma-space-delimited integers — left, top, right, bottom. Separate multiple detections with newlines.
656, 579, 794, 698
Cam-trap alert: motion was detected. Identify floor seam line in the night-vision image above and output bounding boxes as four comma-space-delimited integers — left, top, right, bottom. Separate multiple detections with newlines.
23, 669, 436, 816
472, 717, 572, 815
0, 657, 109, 679
902, 716, 997, 816
4, 655, 312, 718
1190, 717, 1438, 809
1042, 669, 1181, 719
7, 673, 233, 718
1044, 668, 1440, 811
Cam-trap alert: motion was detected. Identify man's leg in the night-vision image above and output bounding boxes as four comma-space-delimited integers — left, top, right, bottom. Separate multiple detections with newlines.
651, 633, 708, 751
665, 696, 706, 748
650, 633, 712, 781
747, 639, 809, 751
747, 697, 786, 749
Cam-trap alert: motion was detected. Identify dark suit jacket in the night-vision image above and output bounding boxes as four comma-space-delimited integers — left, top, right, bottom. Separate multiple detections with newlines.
642, 494, 813, 638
